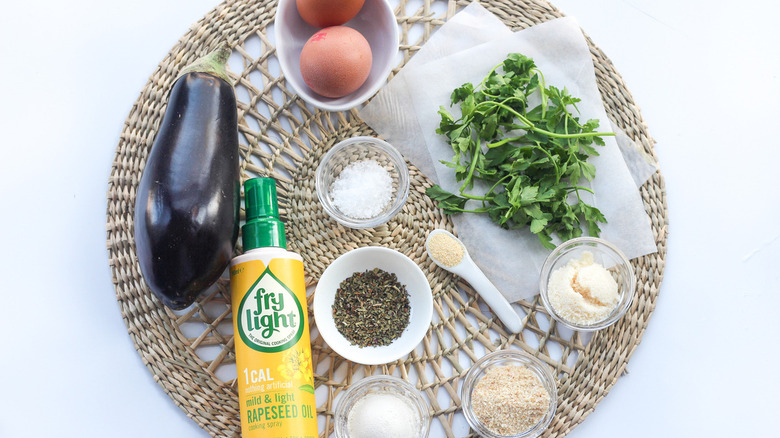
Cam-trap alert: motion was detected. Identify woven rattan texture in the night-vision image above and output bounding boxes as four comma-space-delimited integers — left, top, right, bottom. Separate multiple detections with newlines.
105, 0, 668, 437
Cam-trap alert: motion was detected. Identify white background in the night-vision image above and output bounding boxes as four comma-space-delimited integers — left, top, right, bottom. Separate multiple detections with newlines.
1, 0, 778, 436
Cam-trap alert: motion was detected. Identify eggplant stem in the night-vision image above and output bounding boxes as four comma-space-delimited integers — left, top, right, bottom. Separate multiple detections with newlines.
177, 45, 232, 84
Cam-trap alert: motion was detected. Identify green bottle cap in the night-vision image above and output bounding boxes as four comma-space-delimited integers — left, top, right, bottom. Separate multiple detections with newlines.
242, 177, 287, 250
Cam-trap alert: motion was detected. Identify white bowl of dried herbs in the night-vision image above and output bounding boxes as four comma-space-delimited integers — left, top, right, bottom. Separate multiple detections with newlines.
313, 246, 433, 365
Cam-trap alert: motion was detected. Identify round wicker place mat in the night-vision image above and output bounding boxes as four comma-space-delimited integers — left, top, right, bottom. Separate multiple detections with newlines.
105, 0, 667, 437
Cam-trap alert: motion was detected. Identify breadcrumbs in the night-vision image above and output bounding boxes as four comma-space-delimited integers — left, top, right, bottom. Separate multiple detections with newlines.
428, 232, 464, 267
471, 365, 550, 435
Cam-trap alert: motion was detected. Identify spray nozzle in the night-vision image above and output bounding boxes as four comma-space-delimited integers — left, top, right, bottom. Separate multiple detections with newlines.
242, 177, 287, 250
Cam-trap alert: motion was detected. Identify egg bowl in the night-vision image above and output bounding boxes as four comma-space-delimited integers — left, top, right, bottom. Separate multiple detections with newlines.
274, 0, 399, 112
312, 246, 433, 365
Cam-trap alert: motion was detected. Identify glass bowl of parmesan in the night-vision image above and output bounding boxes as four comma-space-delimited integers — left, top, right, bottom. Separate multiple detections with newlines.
461, 350, 557, 438
539, 237, 636, 331
316, 136, 410, 229
334, 375, 431, 438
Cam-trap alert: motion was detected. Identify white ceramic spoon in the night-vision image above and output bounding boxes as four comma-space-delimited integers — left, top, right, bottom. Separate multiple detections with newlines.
425, 229, 522, 334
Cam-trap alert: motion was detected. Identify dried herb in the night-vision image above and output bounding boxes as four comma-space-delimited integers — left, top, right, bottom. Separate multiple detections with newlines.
332, 268, 410, 347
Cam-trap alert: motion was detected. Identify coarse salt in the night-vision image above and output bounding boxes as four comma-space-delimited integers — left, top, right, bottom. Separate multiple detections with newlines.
330, 159, 393, 219
347, 392, 420, 438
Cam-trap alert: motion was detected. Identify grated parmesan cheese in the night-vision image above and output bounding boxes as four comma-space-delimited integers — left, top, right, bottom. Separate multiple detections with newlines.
547, 251, 619, 325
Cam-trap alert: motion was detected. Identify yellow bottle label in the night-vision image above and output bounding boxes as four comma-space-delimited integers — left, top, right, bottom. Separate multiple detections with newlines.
230, 257, 317, 438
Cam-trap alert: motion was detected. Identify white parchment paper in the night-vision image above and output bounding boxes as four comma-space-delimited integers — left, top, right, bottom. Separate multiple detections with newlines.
360, 3, 658, 301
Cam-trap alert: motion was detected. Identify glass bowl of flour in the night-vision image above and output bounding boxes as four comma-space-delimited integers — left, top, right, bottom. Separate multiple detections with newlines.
316, 136, 410, 229
334, 375, 431, 438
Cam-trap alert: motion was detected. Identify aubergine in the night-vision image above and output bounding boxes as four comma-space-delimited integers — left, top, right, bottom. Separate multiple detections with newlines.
134, 47, 240, 310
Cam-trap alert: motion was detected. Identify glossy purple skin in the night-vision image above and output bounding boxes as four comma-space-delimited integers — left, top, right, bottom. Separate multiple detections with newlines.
134, 71, 239, 310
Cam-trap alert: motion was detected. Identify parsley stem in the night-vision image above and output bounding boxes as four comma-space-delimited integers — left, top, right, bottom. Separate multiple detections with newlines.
487, 136, 522, 148
568, 185, 594, 194
476, 61, 506, 91
531, 68, 548, 119
443, 206, 492, 214
459, 173, 511, 201
475, 101, 614, 139
486, 174, 513, 197
459, 192, 493, 201
459, 138, 481, 194
532, 143, 562, 182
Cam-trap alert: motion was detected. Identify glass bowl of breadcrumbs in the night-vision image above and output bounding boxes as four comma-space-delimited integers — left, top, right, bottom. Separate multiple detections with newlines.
461, 350, 557, 438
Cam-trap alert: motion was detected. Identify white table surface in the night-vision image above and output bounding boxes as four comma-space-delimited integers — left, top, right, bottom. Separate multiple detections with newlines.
2, 0, 778, 436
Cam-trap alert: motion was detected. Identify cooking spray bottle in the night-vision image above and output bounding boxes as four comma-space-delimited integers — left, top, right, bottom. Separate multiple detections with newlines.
230, 177, 317, 437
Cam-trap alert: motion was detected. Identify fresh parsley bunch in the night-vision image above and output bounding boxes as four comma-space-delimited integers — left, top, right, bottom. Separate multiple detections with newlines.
426, 53, 614, 249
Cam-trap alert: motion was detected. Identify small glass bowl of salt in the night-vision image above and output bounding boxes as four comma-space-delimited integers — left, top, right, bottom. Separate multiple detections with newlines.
316, 136, 410, 229
334, 375, 431, 438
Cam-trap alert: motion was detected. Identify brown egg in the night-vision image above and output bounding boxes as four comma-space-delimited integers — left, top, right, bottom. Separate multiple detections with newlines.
296, 0, 365, 28
299, 26, 373, 98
